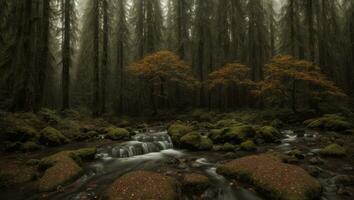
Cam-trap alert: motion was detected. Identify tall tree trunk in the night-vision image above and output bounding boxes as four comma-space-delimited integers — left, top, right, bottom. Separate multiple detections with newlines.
92, 0, 100, 117
137, 0, 145, 59
62, 0, 71, 110
307, 0, 315, 61
101, 0, 108, 114
289, 0, 296, 56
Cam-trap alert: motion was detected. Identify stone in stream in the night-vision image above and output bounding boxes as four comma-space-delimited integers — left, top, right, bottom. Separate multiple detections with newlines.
182, 173, 210, 194
216, 155, 322, 200
104, 171, 178, 200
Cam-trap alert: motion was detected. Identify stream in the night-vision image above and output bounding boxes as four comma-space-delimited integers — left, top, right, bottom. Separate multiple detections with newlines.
34, 128, 352, 200
46, 130, 264, 200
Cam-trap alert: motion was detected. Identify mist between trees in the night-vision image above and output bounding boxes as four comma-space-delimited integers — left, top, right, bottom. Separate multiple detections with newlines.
0, 0, 353, 116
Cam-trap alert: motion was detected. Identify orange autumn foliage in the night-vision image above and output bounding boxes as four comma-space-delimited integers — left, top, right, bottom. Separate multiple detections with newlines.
208, 63, 254, 89
129, 51, 199, 89
255, 55, 346, 108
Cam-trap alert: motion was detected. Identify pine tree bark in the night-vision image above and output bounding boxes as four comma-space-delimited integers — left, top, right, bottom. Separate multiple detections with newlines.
93, 0, 100, 116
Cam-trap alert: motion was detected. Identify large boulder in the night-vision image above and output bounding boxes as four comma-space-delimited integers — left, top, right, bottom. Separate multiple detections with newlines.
319, 144, 346, 157
105, 127, 130, 140
258, 126, 282, 142
38, 151, 83, 191
304, 114, 352, 131
167, 123, 192, 145
182, 173, 210, 193
180, 132, 213, 150
105, 171, 177, 200
39, 127, 70, 146
217, 155, 321, 200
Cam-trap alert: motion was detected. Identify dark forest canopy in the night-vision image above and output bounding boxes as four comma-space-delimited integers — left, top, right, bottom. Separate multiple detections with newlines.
1, 0, 354, 116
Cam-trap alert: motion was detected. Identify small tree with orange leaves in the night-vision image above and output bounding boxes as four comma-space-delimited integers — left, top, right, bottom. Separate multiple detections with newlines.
255, 55, 346, 113
208, 63, 254, 109
129, 51, 199, 113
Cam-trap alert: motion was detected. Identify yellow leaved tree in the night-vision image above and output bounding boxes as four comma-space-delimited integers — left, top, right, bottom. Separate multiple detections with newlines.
129, 51, 199, 113
255, 55, 346, 113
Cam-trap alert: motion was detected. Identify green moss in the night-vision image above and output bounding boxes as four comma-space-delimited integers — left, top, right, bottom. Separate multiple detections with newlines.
72, 148, 97, 161
105, 127, 130, 140
270, 119, 283, 128
240, 140, 256, 151
180, 132, 213, 150
38, 108, 62, 125
191, 109, 215, 122
220, 143, 236, 151
320, 144, 346, 157
215, 119, 241, 128
225, 125, 255, 143
39, 127, 70, 146
224, 152, 241, 159
208, 128, 227, 143
304, 114, 352, 131
168, 123, 192, 144
258, 126, 281, 142
38, 158, 56, 171
21, 141, 42, 152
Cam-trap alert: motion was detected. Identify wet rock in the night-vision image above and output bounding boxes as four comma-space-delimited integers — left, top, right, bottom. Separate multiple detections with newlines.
319, 144, 346, 157
337, 187, 352, 196
105, 127, 130, 140
182, 173, 210, 194
217, 155, 322, 200
258, 126, 282, 142
309, 157, 325, 165
167, 123, 192, 145
306, 165, 322, 177
104, 171, 177, 200
180, 132, 213, 151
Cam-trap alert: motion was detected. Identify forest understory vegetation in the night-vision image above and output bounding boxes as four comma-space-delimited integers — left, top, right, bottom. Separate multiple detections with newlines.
1, 0, 354, 199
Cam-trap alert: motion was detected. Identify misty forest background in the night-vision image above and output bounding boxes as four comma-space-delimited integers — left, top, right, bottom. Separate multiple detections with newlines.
1, 0, 354, 117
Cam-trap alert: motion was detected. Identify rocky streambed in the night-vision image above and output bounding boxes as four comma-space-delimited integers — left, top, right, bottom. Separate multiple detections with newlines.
1, 126, 353, 200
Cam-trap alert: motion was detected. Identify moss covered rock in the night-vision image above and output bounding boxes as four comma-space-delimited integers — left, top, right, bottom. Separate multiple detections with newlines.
215, 119, 241, 128
320, 144, 346, 157
217, 155, 322, 200
105, 127, 130, 140
240, 140, 256, 151
224, 125, 255, 143
72, 147, 97, 161
21, 141, 42, 152
258, 126, 282, 142
167, 123, 192, 144
39, 127, 70, 146
304, 114, 352, 131
38, 151, 83, 191
182, 173, 210, 193
105, 171, 177, 200
214, 143, 236, 152
180, 132, 213, 150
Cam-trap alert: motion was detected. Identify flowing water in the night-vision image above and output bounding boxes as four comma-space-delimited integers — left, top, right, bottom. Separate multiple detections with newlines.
45, 130, 264, 200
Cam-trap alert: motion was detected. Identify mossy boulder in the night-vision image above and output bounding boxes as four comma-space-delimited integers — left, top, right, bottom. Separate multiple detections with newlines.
72, 147, 97, 161
258, 126, 282, 142
180, 132, 213, 150
39, 127, 70, 146
105, 127, 130, 140
217, 155, 322, 200
37, 108, 62, 125
224, 125, 255, 143
240, 140, 256, 151
319, 144, 346, 157
304, 114, 352, 131
182, 173, 210, 193
214, 143, 236, 152
104, 171, 177, 200
38, 151, 83, 191
167, 123, 192, 144
21, 141, 42, 152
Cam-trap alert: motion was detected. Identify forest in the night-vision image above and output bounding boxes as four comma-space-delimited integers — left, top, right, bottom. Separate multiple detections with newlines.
0, 0, 354, 200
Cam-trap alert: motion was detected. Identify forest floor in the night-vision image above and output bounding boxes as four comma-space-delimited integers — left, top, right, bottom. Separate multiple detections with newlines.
0, 109, 354, 200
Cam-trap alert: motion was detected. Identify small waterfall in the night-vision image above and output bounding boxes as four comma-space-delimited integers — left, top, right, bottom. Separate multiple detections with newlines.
99, 131, 174, 158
